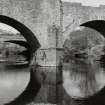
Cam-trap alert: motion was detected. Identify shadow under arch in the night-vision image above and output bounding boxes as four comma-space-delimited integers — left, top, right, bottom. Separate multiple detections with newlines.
72, 20, 105, 105
81, 20, 105, 38
0, 15, 41, 105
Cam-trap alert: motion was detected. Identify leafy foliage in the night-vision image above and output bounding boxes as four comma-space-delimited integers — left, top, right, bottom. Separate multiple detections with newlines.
63, 27, 105, 62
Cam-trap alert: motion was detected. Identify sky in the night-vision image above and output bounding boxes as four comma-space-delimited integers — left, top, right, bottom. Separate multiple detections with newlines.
0, 23, 18, 34
62, 0, 105, 7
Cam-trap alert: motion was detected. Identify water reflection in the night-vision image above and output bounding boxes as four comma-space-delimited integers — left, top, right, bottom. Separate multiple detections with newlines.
63, 58, 105, 99
0, 41, 30, 105
0, 65, 30, 104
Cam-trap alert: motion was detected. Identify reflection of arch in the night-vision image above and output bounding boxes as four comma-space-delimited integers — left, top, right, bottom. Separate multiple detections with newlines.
0, 15, 40, 57
5, 40, 31, 63
73, 20, 105, 105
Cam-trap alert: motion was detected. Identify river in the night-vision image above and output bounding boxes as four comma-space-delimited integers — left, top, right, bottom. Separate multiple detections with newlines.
63, 58, 105, 99
0, 62, 30, 105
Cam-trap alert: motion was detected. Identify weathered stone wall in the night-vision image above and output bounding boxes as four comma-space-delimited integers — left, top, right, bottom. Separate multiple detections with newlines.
0, 0, 63, 105
63, 2, 105, 41
0, 0, 62, 49
0, 0, 63, 67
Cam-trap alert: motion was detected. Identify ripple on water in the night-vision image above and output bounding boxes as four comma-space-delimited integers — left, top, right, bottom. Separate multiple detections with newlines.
63, 59, 105, 99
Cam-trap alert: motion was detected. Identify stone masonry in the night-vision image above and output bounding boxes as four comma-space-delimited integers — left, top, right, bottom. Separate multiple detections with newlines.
63, 2, 105, 41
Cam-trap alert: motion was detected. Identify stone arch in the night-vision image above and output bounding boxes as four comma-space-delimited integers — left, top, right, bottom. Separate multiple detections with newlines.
0, 15, 40, 59
0, 15, 41, 105
71, 20, 105, 105
81, 20, 105, 38
63, 20, 105, 47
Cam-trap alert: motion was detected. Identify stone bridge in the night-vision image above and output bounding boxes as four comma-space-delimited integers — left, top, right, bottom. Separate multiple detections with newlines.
0, 0, 63, 104
1, 0, 105, 105
0, 0, 63, 66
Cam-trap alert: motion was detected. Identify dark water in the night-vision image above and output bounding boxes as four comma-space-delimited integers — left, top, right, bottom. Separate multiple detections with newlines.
0, 62, 30, 105
63, 58, 105, 99
0, 34, 31, 105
